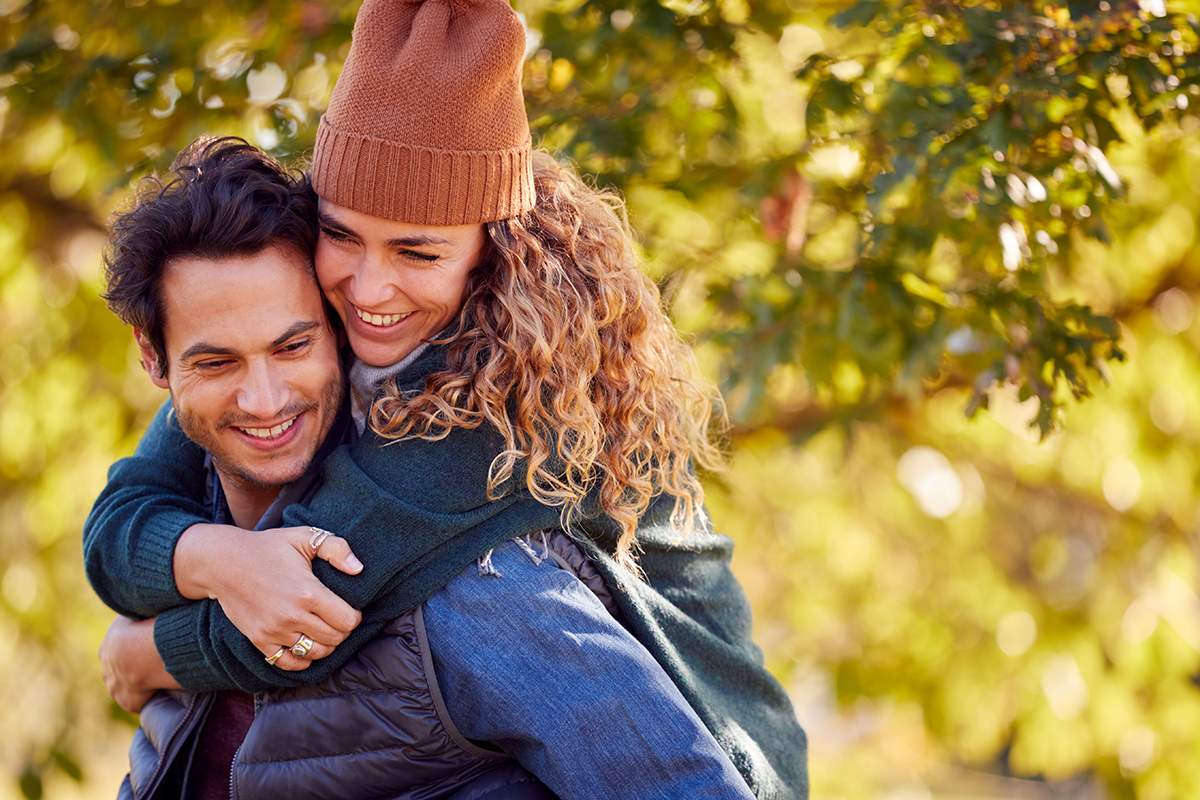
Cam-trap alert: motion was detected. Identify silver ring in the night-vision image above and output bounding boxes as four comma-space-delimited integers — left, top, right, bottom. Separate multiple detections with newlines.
308, 527, 332, 554
290, 634, 314, 659
265, 647, 286, 665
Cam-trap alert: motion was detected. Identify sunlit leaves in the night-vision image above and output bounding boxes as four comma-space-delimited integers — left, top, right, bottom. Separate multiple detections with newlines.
1, 0, 354, 176
5, 1, 1200, 797
781, 1, 1200, 438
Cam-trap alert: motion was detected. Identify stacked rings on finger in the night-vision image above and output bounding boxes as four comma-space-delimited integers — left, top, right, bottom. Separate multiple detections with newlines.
265, 647, 286, 666
290, 634, 315, 659
308, 526, 332, 554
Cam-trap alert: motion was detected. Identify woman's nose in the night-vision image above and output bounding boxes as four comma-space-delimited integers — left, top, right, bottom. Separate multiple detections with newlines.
348, 251, 399, 308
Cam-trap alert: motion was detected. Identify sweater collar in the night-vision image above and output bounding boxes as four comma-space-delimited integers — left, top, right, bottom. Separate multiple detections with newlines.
347, 341, 433, 435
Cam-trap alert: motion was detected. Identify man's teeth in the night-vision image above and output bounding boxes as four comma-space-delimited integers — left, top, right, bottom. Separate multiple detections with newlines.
355, 307, 412, 327
239, 416, 297, 439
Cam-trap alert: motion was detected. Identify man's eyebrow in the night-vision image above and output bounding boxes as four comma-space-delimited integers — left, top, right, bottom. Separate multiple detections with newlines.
271, 321, 321, 348
179, 342, 235, 361
178, 321, 321, 362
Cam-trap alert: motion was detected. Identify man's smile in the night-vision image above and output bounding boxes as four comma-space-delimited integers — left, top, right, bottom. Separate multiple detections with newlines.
236, 414, 300, 440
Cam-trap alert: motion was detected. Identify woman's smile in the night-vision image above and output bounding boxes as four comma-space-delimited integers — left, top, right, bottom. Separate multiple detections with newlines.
353, 307, 414, 328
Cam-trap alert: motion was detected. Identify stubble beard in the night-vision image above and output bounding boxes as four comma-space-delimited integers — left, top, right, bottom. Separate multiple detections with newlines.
174, 374, 346, 491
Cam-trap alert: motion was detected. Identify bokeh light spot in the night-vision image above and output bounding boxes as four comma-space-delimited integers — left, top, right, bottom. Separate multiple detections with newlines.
1149, 384, 1185, 434
1041, 654, 1089, 720
1122, 598, 1158, 645
996, 611, 1037, 657
898, 446, 963, 518
1154, 288, 1193, 334
2, 563, 37, 613
247, 62, 286, 104
1119, 727, 1158, 775
1102, 459, 1141, 512
778, 24, 824, 69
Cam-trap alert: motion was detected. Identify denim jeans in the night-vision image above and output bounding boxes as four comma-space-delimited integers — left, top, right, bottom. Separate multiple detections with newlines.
424, 539, 755, 800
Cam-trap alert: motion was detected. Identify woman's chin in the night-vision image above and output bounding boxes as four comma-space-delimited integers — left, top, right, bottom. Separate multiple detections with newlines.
350, 336, 417, 367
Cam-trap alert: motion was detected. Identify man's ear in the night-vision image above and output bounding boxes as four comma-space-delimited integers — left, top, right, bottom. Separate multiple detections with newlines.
133, 328, 169, 390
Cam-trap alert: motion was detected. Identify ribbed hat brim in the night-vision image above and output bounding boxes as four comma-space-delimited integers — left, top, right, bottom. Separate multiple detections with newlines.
312, 117, 535, 226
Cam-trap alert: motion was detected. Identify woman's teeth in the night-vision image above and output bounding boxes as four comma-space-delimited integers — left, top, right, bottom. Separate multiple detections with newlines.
239, 416, 297, 439
355, 307, 412, 327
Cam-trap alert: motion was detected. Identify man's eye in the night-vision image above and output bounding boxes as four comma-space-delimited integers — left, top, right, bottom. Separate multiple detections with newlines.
281, 339, 312, 353
321, 226, 351, 242
195, 360, 230, 370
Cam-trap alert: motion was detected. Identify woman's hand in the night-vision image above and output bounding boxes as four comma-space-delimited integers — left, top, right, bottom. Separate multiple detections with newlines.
99, 616, 177, 713
172, 524, 364, 670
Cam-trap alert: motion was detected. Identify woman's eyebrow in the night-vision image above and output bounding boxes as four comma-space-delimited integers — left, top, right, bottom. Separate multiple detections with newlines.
317, 213, 356, 236
318, 212, 451, 248
387, 234, 452, 248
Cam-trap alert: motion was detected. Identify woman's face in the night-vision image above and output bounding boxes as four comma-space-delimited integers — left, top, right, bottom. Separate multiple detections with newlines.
315, 199, 487, 367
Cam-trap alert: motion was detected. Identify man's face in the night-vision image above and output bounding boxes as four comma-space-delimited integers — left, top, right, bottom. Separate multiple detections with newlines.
145, 247, 343, 498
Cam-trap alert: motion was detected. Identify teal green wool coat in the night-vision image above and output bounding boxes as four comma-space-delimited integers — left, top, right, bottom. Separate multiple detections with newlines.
84, 344, 808, 799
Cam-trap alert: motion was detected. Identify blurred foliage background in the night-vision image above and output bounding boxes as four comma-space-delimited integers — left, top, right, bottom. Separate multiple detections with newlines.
3, 0, 1200, 797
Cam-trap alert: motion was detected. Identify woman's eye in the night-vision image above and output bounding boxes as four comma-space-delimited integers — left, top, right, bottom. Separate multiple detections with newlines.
320, 226, 351, 243
401, 250, 438, 263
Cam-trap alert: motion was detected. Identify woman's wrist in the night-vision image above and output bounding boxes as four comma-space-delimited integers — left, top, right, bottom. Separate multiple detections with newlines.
173, 523, 245, 600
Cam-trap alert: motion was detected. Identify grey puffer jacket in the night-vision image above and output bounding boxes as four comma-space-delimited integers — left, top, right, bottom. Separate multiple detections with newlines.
121, 534, 616, 800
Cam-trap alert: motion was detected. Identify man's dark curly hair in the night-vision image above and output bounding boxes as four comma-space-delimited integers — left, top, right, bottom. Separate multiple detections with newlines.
103, 136, 319, 378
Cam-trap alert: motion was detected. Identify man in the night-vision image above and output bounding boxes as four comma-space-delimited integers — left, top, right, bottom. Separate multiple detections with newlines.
95, 133, 365, 687
93, 136, 749, 800
94, 136, 365, 798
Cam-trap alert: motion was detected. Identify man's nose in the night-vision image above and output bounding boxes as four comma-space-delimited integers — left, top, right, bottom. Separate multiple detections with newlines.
237, 359, 289, 419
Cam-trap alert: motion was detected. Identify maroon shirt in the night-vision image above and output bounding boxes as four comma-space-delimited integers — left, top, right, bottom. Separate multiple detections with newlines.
190, 691, 256, 800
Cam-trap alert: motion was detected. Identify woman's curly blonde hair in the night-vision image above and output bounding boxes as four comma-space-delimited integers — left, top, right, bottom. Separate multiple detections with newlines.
369, 151, 725, 571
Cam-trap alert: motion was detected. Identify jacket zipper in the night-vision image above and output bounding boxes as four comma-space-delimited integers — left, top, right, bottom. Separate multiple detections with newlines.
227, 692, 262, 800
138, 691, 208, 800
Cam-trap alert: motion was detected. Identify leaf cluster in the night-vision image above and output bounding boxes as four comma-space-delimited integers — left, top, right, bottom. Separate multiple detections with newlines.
784, 0, 1199, 436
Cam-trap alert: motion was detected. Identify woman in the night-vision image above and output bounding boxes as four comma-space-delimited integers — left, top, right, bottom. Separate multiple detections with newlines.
85, 0, 807, 797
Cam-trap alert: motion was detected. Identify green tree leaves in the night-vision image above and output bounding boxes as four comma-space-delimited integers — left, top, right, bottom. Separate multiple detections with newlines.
5, 1, 1200, 797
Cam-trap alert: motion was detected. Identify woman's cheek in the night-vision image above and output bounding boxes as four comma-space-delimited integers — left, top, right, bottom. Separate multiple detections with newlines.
314, 242, 343, 292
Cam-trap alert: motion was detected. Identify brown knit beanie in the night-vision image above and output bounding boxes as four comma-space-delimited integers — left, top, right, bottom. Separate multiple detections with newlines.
311, 0, 535, 226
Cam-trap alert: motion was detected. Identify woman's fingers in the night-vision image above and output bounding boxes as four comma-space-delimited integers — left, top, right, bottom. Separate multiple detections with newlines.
285, 526, 364, 576
287, 610, 353, 651
261, 636, 335, 671
312, 530, 364, 575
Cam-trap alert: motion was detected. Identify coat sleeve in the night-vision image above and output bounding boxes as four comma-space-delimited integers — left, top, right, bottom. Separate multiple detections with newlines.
78, 402, 402, 693
80, 402, 530, 692
79, 401, 268, 692
422, 541, 756, 800
82, 401, 209, 617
